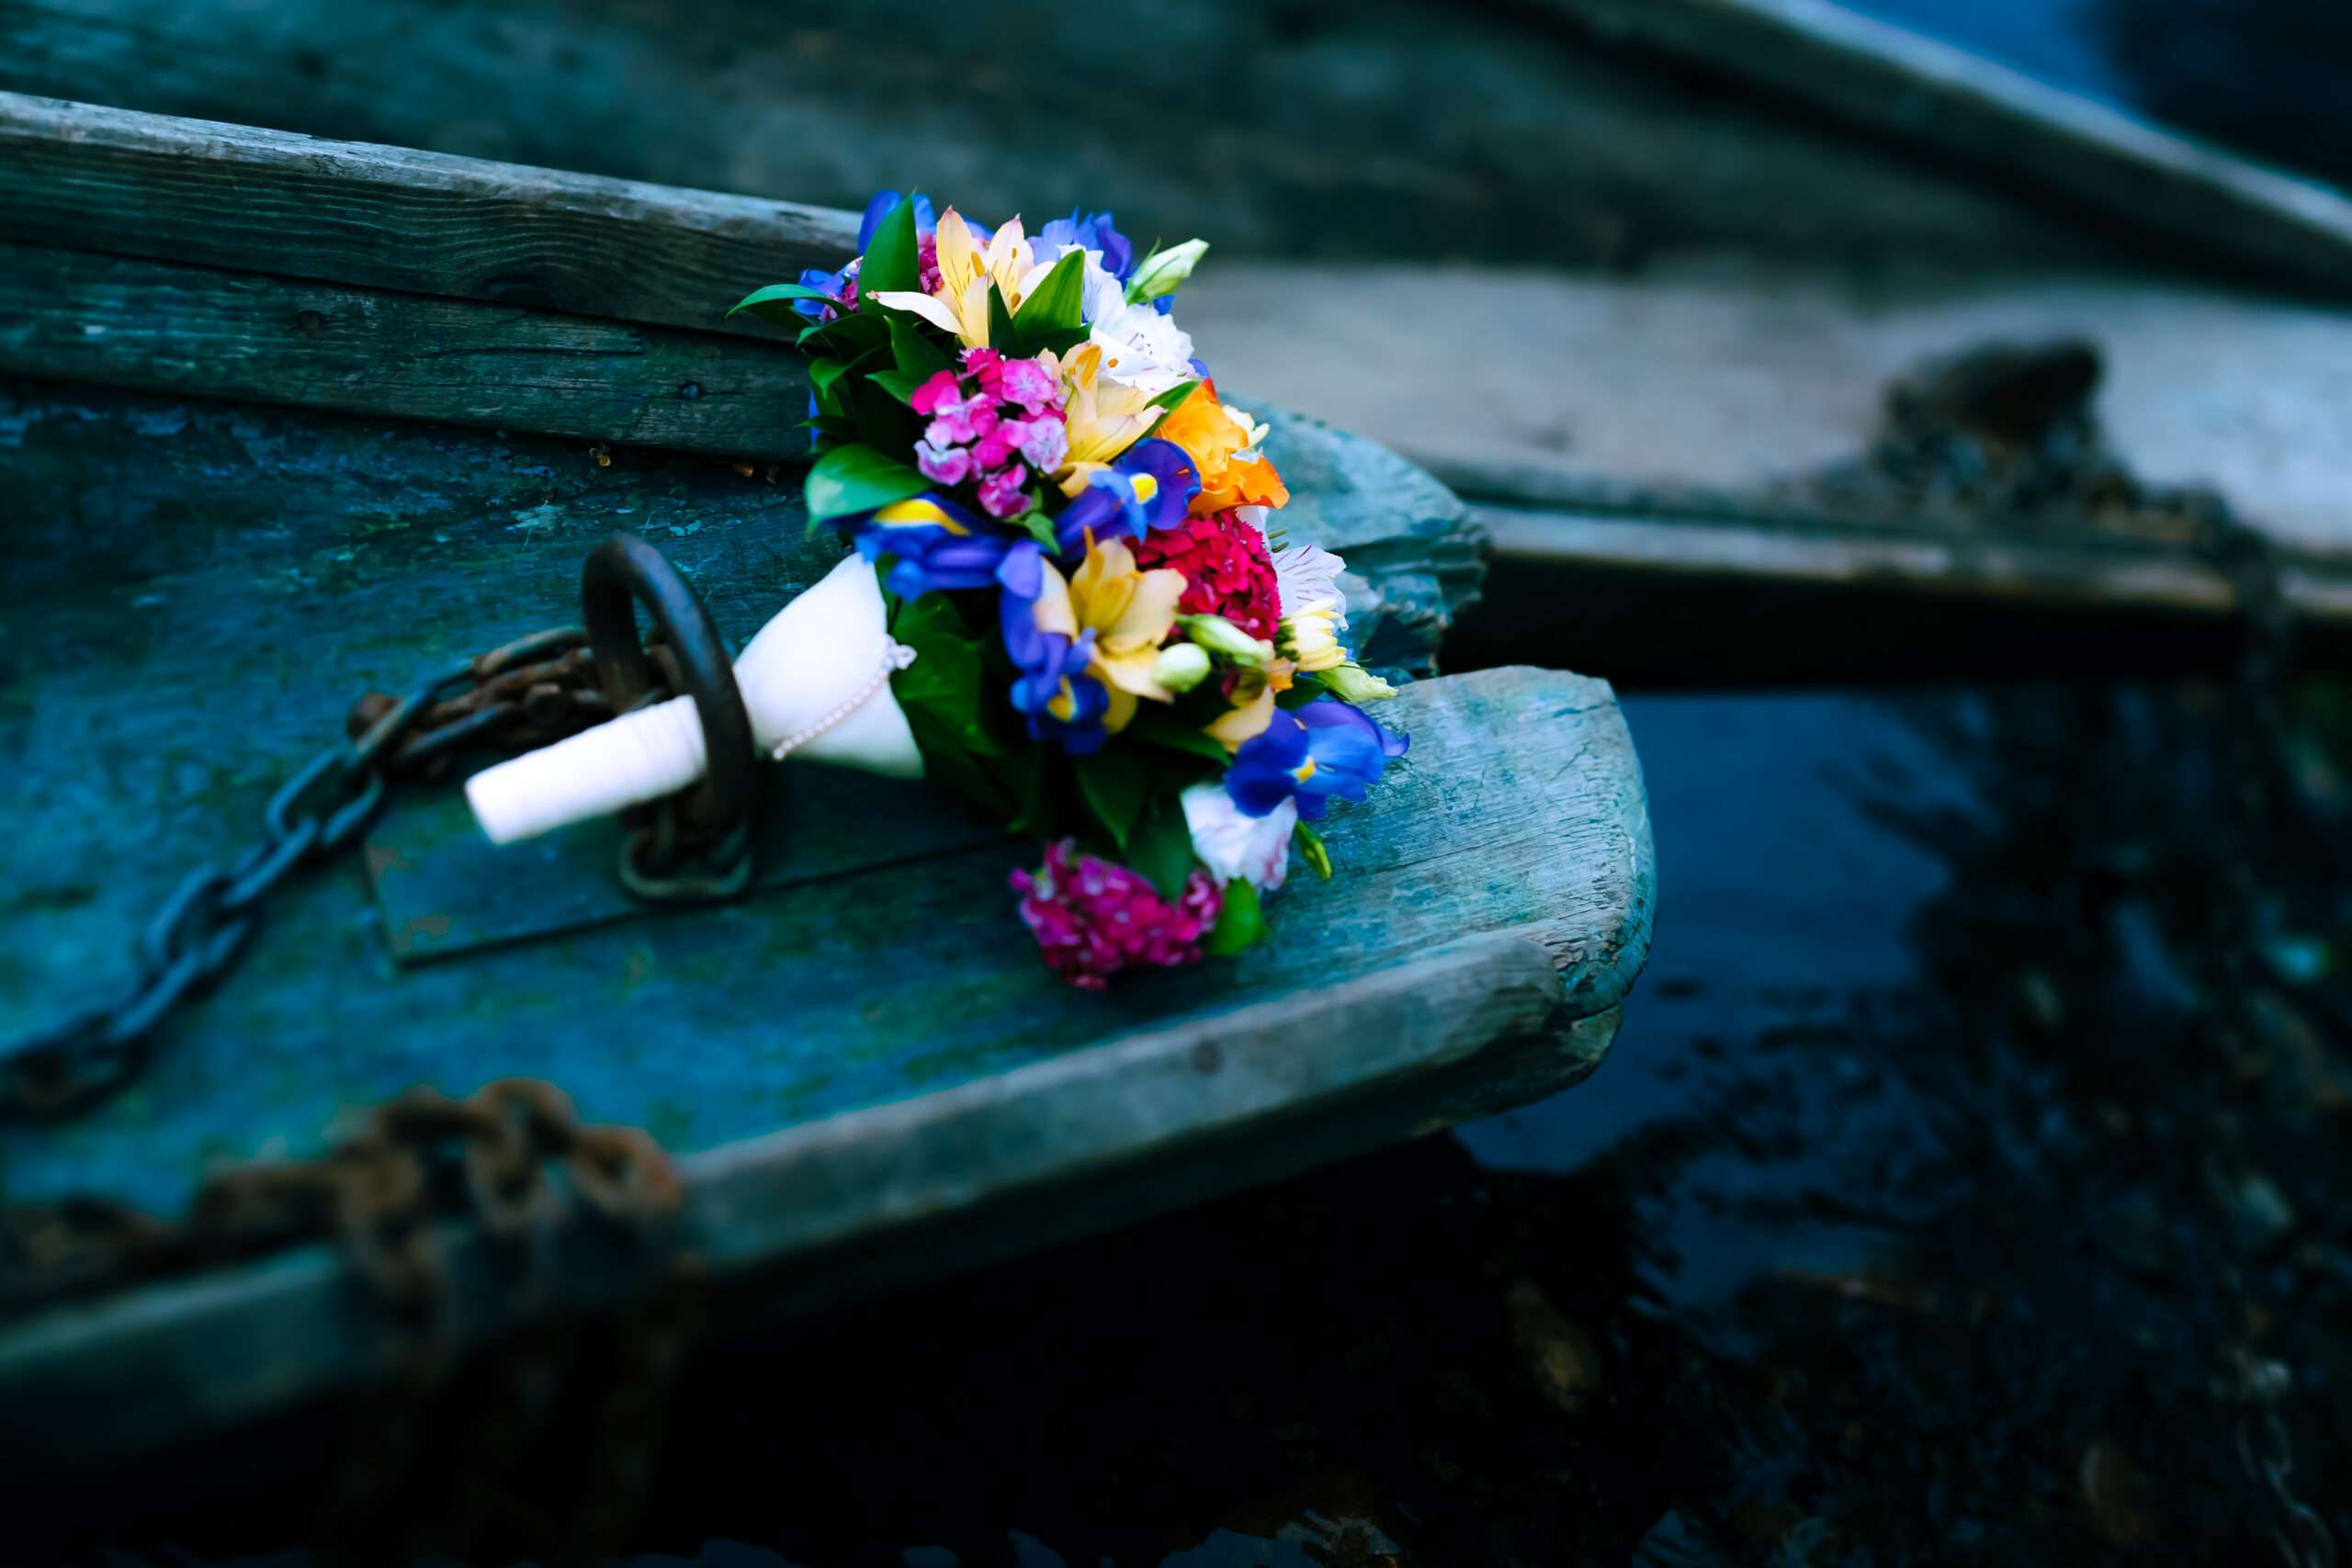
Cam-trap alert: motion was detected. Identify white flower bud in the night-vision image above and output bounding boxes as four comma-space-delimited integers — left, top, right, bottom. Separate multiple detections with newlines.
1152, 641, 1214, 693
1125, 238, 1209, 303
1321, 661, 1396, 703
1179, 615, 1274, 668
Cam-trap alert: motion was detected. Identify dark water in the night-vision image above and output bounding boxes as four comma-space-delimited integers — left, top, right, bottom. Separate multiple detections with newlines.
58, 678, 2352, 1565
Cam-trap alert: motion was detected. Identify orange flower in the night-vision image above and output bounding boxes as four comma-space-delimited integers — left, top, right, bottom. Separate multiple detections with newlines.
1155, 382, 1288, 516
1198, 455, 1289, 513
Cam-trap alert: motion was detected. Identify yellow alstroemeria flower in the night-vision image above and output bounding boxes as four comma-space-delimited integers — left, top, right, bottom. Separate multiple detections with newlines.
866, 208, 1036, 350
1049, 344, 1166, 495
1207, 684, 1277, 752
1047, 536, 1185, 731
1280, 606, 1347, 672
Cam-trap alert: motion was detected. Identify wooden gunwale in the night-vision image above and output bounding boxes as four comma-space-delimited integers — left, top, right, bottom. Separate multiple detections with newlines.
0, 92, 842, 456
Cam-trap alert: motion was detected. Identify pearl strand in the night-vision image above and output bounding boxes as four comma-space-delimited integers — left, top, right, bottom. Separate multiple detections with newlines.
767, 637, 919, 761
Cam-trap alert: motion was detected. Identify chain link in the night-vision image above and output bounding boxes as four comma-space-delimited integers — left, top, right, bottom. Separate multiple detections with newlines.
1, 1073, 686, 1317
0, 630, 615, 1122
0, 568, 729, 1555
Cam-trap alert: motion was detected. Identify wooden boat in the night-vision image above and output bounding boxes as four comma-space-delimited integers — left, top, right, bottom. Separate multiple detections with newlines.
0, 95, 1653, 1470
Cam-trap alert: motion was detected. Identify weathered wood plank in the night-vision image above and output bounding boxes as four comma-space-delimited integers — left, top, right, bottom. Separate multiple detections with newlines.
1449, 502, 2352, 685
1184, 260, 2352, 557
0, 243, 814, 457
0, 0, 2134, 276
1, 650, 1646, 1213
1182, 256, 2352, 677
0, 942, 1623, 1472
0, 626, 1645, 1468
0, 92, 857, 340
1473, 502, 2352, 624
0, 376, 1487, 1055
1539, 0, 2352, 295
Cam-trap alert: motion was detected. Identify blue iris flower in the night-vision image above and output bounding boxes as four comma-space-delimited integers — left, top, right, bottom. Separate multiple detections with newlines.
794, 191, 941, 320
1226, 697, 1410, 820
843, 494, 1012, 600
998, 541, 1109, 753
1052, 439, 1200, 555
791, 264, 849, 321
858, 189, 938, 249
1039, 209, 1136, 282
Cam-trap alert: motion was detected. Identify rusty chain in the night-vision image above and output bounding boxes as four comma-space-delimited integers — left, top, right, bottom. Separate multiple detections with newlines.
0, 537, 764, 1559
0, 627, 619, 1122
1, 1077, 681, 1318
5, 1077, 695, 1563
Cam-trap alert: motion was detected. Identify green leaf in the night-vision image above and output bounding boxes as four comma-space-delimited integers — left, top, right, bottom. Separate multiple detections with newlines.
797, 309, 890, 360
805, 443, 928, 522
1293, 820, 1334, 882
1003, 740, 1055, 839
842, 370, 919, 457
1006, 508, 1061, 553
1276, 676, 1326, 710
857, 195, 922, 299
808, 357, 855, 421
1204, 878, 1269, 957
1125, 238, 1209, 304
888, 313, 955, 381
1125, 709, 1231, 765
729, 282, 842, 324
1012, 248, 1086, 335
867, 368, 926, 405
888, 592, 997, 750
1126, 795, 1199, 905
902, 705, 1014, 819
987, 283, 1019, 355
1072, 747, 1154, 850
1148, 378, 1202, 412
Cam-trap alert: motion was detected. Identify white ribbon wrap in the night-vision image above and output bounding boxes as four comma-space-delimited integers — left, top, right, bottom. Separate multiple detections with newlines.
466, 554, 923, 845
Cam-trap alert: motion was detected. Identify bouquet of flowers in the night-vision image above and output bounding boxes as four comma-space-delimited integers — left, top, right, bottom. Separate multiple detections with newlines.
463, 192, 1408, 989
721, 192, 1409, 987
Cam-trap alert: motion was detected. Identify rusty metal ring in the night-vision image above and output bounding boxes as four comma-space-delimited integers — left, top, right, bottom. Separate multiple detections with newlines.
580, 534, 756, 840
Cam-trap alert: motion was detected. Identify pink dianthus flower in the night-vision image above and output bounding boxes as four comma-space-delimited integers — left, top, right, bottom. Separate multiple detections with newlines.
1011, 840, 1223, 989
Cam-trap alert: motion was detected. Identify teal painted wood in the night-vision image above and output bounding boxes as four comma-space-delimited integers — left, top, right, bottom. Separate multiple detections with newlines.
0, 953, 1624, 1472
2, 645, 1645, 1215
1, 378, 1485, 1054
0, 357, 1641, 1475
0, 641, 1649, 1465
0, 242, 815, 457
0, 92, 859, 340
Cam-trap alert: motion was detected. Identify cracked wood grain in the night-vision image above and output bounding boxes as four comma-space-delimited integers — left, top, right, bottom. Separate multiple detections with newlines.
0, 242, 814, 456
0, 91, 859, 339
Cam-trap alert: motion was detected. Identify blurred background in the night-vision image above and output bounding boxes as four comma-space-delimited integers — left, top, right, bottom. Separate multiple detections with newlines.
9, 0, 2352, 1562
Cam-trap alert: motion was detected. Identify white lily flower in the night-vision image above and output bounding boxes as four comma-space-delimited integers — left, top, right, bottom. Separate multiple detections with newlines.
1272, 542, 1349, 627
1090, 299, 1197, 395
1182, 782, 1295, 892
